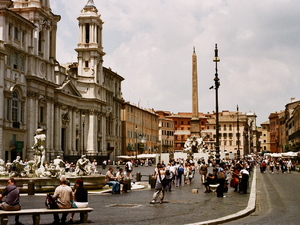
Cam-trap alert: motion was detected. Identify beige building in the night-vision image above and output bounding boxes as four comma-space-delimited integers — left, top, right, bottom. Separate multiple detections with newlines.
0, 0, 123, 163
156, 111, 175, 154
205, 111, 249, 156
121, 102, 159, 157
260, 121, 270, 152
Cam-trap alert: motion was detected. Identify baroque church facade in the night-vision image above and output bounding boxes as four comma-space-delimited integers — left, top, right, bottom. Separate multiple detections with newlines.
0, 0, 124, 163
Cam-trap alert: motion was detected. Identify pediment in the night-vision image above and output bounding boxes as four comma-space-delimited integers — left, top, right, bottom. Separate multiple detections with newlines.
56, 80, 82, 97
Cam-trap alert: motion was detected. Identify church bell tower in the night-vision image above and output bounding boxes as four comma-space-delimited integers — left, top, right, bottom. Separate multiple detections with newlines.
76, 0, 106, 99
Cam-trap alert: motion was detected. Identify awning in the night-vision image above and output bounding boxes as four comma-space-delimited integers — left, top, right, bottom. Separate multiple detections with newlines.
117, 155, 134, 159
137, 154, 156, 159
174, 130, 190, 135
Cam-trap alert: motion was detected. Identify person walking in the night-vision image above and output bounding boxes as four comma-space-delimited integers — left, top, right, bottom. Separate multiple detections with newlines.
239, 167, 250, 194
125, 160, 133, 179
0, 178, 23, 225
52, 178, 73, 224
176, 163, 184, 187
150, 163, 166, 204
287, 159, 292, 173
165, 163, 173, 192
269, 160, 275, 174
199, 162, 208, 184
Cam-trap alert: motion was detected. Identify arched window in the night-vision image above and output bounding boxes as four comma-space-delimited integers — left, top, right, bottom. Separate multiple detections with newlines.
6, 90, 24, 128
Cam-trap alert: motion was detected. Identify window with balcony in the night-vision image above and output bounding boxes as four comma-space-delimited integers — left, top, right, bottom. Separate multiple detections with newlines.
7, 91, 24, 128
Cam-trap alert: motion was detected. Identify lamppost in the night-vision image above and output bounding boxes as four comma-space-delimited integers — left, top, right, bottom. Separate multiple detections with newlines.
135, 126, 138, 161
213, 43, 220, 166
237, 105, 240, 159
82, 113, 85, 155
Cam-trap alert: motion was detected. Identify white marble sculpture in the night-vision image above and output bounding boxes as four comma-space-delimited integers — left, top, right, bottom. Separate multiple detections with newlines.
31, 128, 46, 169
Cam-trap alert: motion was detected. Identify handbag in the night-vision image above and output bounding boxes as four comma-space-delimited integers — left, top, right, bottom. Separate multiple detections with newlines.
158, 170, 168, 188
45, 194, 58, 209
71, 200, 78, 208
217, 171, 225, 179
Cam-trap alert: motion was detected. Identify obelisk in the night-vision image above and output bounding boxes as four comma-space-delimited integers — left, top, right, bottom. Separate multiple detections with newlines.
190, 47, 201, 137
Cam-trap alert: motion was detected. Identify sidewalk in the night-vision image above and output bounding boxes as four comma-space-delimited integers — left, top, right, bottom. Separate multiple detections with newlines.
89, 167, 256, 225
14, 167, 256, 225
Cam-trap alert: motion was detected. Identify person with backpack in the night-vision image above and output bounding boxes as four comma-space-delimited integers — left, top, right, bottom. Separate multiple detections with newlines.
176, 163, 184, 187
199, 161, 208, 184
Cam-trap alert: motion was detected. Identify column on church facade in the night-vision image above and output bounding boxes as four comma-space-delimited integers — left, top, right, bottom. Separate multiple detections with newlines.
26, 94, 37, 156
46, 99, 54, 152
53, 104, 61, 153
66, 110, 72, 155
86, 110, 96, 153
100, 114, 106, 156
71, 108, 77, 154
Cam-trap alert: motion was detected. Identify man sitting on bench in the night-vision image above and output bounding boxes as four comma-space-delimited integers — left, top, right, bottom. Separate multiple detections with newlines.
0, 178, 23, 225
52, 178, 73, 224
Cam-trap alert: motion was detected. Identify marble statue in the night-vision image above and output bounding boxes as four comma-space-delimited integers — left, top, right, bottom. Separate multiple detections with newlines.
184, 135, 206, 153
31, 128, 46, 169
53, 156, 66, 175
75, 155, 92, 176
0, 159, 8, 177
9, 155, 26, 177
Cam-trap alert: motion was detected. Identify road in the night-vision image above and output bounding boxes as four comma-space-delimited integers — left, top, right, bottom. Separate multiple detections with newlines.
224, 169, 300, 225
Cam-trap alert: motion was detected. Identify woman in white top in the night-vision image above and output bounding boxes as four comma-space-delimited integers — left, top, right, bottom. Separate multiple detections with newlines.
150, 163, 166, 204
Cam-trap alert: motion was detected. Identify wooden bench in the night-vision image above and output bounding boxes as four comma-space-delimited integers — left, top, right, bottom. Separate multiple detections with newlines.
0, 207, 93, 225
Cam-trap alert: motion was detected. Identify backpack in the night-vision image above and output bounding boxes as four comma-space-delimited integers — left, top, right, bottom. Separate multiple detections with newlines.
165, 169, 170, 176
177, 166, 184, 175
45, 194, 58, 209
217, 171, 225, 179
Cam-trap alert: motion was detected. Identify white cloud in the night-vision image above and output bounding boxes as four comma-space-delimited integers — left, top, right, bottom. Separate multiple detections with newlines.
51, 0, 300, 124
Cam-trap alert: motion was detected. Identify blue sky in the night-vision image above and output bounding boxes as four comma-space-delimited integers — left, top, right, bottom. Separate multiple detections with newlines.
51, 0, 300, 125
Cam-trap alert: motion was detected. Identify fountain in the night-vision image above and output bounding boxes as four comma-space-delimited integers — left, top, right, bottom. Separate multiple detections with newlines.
0, 129, 105, 192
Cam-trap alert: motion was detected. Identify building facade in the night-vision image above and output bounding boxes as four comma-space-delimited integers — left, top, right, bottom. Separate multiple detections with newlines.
156, 111, 175, 155
163, 110, 258, 157
121, 102, 158, 157
260, 121, 270, 152
167, 112, 206, 151
0, 0, 123, 163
